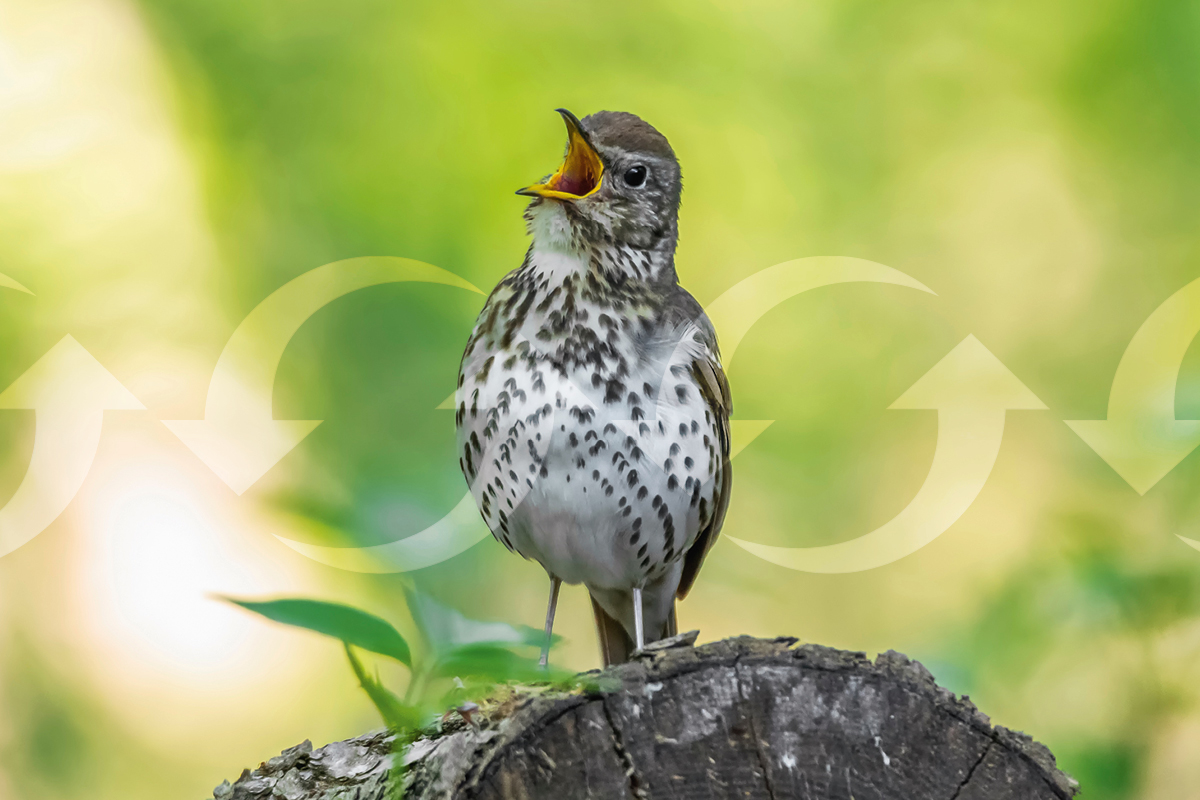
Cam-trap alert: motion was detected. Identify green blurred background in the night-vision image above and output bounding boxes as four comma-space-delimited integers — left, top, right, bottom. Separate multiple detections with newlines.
3, 0, 1200, 797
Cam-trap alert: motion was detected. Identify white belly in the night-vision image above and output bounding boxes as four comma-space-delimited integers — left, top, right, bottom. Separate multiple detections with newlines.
457, 342, 721, 592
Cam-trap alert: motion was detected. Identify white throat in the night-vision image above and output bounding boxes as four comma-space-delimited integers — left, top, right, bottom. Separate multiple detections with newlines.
525, 199, 674, 285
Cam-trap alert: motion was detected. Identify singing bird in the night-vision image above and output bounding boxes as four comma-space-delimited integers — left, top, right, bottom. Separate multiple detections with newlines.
455, 109, 731, 666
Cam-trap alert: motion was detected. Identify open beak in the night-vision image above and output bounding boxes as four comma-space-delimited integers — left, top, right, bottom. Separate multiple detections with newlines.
517, 109, 604, 200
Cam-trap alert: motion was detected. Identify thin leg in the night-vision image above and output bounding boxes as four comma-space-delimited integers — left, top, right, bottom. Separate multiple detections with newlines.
539, 576, 562, 668
632, 587, 645, 651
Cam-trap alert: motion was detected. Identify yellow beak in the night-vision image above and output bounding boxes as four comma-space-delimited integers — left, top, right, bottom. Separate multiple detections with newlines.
517, 109, 604, 200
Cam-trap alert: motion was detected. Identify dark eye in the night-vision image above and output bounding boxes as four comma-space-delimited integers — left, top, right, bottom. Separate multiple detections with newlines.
623, 165, 648, 187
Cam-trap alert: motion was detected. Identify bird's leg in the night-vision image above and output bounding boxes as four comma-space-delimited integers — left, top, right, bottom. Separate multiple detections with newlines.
632, 586, 645, 652
539, 576, 562, 669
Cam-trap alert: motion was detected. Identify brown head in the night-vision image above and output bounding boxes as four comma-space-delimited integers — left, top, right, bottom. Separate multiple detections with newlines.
518, 109, 682, 264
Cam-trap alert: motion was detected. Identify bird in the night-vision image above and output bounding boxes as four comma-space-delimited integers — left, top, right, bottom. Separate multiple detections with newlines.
455, 109, 731, 666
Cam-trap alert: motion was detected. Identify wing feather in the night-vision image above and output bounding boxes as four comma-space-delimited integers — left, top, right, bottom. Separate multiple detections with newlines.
677, 349, 732, 599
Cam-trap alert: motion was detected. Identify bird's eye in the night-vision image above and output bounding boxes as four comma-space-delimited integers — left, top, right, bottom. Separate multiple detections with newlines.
623, 165, 648, 187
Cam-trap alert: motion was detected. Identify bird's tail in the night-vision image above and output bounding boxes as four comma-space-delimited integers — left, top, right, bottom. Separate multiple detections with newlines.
592, 595, 633, 666
591, 595, 678, 666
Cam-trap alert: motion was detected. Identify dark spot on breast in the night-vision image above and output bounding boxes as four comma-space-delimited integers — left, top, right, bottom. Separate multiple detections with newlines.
476, 356, 495, 384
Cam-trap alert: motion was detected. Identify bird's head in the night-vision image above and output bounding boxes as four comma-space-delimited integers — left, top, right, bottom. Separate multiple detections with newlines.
518, 109, 681, 261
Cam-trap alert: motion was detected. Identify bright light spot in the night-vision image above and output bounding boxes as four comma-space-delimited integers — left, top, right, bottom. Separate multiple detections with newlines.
104, 486, 251, 666
67, 435, 351, 744
76, 455, 299, 681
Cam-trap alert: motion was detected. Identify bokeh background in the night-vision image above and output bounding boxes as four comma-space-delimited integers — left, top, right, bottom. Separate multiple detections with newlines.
3, 0, 1200, 797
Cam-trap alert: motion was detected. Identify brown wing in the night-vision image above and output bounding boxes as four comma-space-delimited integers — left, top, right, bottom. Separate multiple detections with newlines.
676, 352, 732, 599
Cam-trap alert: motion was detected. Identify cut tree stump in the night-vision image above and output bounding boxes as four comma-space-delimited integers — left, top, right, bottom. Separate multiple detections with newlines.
211, 635, 1079, 799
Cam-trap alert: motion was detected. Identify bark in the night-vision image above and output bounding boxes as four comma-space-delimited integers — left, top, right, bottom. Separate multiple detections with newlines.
211, 634, 1079, 799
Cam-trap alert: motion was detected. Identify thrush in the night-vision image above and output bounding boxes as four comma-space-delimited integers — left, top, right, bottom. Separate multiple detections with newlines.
455, 109, 732, 666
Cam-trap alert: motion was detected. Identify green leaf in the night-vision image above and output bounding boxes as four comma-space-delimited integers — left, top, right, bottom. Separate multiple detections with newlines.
404, 587, 561, 653
343, 644, 423, 731
432, 644, 573, 683
224, 597, 411, 666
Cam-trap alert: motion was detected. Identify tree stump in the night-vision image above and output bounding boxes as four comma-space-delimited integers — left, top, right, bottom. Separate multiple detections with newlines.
211, 635, 1079, 799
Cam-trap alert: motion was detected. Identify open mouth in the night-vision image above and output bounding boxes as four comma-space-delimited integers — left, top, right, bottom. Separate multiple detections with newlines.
517, 109, 604, 200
